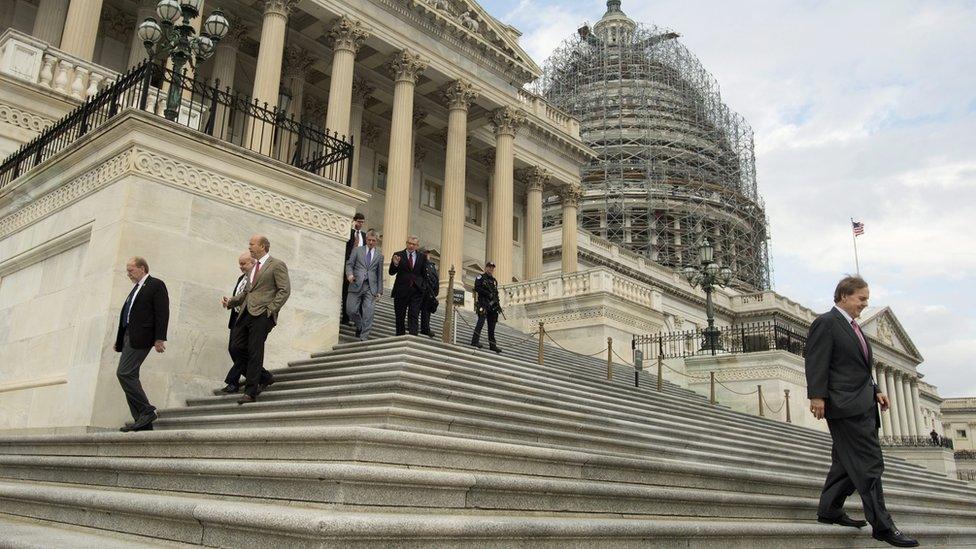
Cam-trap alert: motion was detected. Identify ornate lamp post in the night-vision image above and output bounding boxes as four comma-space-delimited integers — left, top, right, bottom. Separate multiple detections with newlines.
136, 0, 229, 121
683, 238, 734, 355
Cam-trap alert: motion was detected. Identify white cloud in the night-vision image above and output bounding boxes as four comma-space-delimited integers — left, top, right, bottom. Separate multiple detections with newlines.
493, 0, 976, 397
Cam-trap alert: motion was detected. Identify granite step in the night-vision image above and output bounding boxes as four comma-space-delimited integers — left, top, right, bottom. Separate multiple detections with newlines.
1, 479, 975, 548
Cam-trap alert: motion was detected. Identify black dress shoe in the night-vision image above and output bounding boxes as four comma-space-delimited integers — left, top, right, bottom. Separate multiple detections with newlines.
218, 384, 239, 394
471, 341, 483, 349
355, 328, 361, 338
132, 423, 154, 432
237, 394, 256, 405
872, 529, 919, 547
258, 377, 274, 392
817, 514, 867, 528
129, 411, 156, 431
489, 344, 502, 354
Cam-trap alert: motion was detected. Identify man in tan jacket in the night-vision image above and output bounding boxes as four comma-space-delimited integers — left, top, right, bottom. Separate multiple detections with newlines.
222, 234, 291, 404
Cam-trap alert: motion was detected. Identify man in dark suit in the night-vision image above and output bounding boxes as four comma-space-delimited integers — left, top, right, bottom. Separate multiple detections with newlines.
806, 276, 917, 547
217, 252, 253, 394
388, 235, 427, 336
418, 247, 438, 338
114, 256, 169, 432
223, 235, 291, 404
341, 213, 367, 325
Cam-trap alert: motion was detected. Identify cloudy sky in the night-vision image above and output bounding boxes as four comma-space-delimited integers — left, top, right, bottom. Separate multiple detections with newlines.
484, 0, 976, 397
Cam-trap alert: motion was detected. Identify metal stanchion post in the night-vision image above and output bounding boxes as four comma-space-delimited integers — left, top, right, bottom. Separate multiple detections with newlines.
606, 337, 613, 381
442, 265, 455, 344
758, 385, 764, 417
784, 389, 792, 423
452, 308, 458, 345
657, 335, 663, 393
710, 372, 716, 405
537, 321, 545, 365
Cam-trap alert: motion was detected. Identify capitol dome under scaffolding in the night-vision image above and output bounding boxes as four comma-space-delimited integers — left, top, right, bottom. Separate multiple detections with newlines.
538, 0, 771, 290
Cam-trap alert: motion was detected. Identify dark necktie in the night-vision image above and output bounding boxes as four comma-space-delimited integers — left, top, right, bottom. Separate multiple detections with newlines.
366, 249, 373, 265
122, 283, 138, 328
408, 252, 414, 269
851, 320, 869, 360
252, 260, 261, 284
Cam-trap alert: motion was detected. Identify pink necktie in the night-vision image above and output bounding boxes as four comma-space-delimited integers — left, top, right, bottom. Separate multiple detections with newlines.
851, 320, 869, 360
252, 260, 261, 284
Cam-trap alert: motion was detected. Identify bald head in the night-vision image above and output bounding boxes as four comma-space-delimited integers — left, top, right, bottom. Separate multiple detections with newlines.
238, 252, 254, 274
248, 235, 270, 259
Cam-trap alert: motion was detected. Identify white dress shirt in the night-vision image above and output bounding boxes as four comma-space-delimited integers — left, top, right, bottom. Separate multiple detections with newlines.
126, 273, 150, 324
250, 253, 270, 283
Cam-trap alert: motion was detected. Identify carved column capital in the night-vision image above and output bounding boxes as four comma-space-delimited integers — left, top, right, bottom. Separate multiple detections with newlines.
475, 150, 495, 170
328, 15, 369, 54
282, 46, 316, 78
412, 108, 428, 130
360, 120, 379, 147
219, 17, 249, 48
351, 77, 375, 105
303, 95, 328, 119
559, 184, 583, 208
517, 166, 550, 192
491, 106, 525, 137
101, 6, 134, 41
263, 0, 299, 17
442, 79, 478, 110
388, 49, 428, 83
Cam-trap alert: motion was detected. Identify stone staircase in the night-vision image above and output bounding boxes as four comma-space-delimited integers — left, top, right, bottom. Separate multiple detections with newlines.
0, 300, 975, 547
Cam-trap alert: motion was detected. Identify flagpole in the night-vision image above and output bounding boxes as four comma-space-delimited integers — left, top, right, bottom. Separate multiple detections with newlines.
850, 217, 860, 275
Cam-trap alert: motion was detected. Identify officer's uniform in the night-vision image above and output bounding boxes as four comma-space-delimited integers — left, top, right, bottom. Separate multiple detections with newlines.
471, 263, 501, 353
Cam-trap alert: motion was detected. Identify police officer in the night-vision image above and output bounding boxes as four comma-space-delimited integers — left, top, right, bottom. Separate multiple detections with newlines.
471, 261, 502, 354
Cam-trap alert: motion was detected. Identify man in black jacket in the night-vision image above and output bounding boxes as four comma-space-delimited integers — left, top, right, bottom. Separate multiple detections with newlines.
217, 252, 253, 394
114, 256, 169, 432
806, 276, 917, 547
471, 262, 502, 354
341, 213, 367, 324
388, 235, 427, 336
419, 247, 438, 338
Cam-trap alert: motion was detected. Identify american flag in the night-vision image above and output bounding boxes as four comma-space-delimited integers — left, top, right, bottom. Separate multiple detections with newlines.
852, 220, 865, 236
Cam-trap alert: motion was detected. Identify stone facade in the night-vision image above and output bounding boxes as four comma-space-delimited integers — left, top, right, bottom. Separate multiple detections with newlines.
0, 111, 362, 432
943, 398, 976, 451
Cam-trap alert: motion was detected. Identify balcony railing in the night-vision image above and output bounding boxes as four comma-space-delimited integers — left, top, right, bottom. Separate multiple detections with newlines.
0, 60, 353, 189
634, 321, 807, 360
880, 435, 954, 449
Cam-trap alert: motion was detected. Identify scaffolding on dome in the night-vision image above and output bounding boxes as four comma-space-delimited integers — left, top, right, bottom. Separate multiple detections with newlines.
535, 0, 771, 290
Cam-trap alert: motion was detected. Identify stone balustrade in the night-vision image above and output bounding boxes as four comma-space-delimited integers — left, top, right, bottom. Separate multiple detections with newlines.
517, 88, 580, 139
0, 29, 116, 101
501, 267, 661, 311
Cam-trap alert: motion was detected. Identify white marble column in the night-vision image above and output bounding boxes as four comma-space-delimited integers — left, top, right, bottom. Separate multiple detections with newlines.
438, 79, 477, 287
248, 0, 297, 153
487, 106, 524, 284
909, 379, 925, 437
349, 77, 375, 188
125, 0, 158, 68
206, 20, 246, 136
380, 49, 427, 258
884, 366, 902, 438
324, 16, 368, 138
560, 184, 582, 273
521, 166, 548, 280
60, 0, 105, 60
33, 0, 70, 47
903, 376, 918, 437
279, 46, 315, 163
876, 364, 892, 436
251, 0, 295, 108
893, 371, 910, 437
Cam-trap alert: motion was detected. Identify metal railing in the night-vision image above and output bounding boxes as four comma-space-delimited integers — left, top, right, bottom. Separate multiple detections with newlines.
880, 435, 954, 449
0, 60, 353, 189
633, 320, 807, 360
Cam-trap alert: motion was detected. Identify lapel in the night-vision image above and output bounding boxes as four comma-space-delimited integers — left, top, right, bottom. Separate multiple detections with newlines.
253, 257, 272, 286
131, 276, 151, 308
832, 308, 869, 368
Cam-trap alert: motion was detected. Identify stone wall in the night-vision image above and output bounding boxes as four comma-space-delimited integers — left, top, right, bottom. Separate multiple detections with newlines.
0, 110, 364, 433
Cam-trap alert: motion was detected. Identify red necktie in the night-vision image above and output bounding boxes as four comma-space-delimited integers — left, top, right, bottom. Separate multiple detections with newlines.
851, 320, 869, 360
408, 253, 414, 269
252, 260, 261, 284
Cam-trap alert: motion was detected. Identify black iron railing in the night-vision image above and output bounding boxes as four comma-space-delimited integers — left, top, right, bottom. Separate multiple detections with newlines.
880, 435, 954, 449
633, 320, 806, 361
0, 60, 353, 189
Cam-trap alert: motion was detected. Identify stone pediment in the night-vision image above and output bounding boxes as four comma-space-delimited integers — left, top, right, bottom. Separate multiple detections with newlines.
859, 307, 923, 363
407, 0, 541, 82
